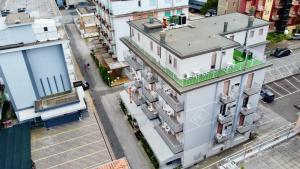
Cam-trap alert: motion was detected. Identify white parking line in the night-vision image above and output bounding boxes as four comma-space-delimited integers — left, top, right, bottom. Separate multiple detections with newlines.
32, 131, 100, 152
292, 76, 300, 83
32, 123, 97, 143
275, 90, 300, 101
265, 84, 282, 97
273, 82, 291, 94
285, 79, 300, 90
47, 150, 110, 169
34, 140, 103, 162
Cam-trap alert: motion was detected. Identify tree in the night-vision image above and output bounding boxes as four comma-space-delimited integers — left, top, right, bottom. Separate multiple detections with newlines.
200, 0, 218, 15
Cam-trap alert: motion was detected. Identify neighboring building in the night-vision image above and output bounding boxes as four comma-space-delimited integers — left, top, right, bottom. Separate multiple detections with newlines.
91, 0, 189, 84
74, 5, 99, 38
189, 0, 207, 12
0, 3, 86, 126
120, 13, 271, 168
217, 0, 300, 33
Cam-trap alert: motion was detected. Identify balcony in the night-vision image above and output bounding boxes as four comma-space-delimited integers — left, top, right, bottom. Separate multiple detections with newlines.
142, 71, 158, 84
132, 92, 145, 106
217, 114, 233, 124
155, 102, 183, 133
237, 125, 251, 134
126, 69, 138, 81
256, 5, 264, 11
289, 12, 297, 17
292, 0, 299, 5
124, 55, 142, 71
141, 104, 158, 120
156, 89, 184, 112
154, 125, 183, 154
219, 93, 237, 104
215, 133, 230, 143
273, 3, 283, 9
244, 83, 260, 96
135, 80, 142, 88
240, 104, 256, 116
142, 87, 158, 102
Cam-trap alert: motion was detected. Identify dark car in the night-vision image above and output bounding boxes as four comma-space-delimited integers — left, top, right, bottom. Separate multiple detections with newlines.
260, 88, 275, 103
82, 81, 90, 90
272, 48, 291, 58
291, 34, 300, 40
205, 9, 217, 17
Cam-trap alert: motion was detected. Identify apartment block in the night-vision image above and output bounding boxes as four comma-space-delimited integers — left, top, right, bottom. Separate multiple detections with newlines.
0, 11, 86, 126
120, 13, 271, 168
218, 0, 300, 33
91, 0, 189, 79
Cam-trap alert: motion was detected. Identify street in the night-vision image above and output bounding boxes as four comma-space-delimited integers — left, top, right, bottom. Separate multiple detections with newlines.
63, 11, 152, 168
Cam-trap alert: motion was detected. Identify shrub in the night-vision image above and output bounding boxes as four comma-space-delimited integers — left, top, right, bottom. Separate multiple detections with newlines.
200, 0, 218, 15
119, 100, 127, 115
140, 137, 159, 169
99, 66, 114, 86
267, 32, 290, 44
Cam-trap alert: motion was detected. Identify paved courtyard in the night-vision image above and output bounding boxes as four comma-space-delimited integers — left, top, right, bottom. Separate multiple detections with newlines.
239, 136, 300, 169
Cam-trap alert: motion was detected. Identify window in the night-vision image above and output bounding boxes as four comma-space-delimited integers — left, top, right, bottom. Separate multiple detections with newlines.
165, 10, 171, 18
131, 28, 134, 37
220, 104, 227, 115
249, 30, 254, 38
173, 58, 177, 69
230, 35, 234, 40
150, 41, 153, 51
157, 46, 161, 56
169, 54, 172, 64
259, 28, 264, 35
138, 0, 141, 7
211, 52, 216, 69
242, 96, 249, 107
233, 2, 236, 7
138, 33, 140, 41
177, 9, 182, 15
44, 27, 48, 31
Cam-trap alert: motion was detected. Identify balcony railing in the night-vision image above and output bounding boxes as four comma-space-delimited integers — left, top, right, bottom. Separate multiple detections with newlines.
154, 125, 183, 154
218, 114, 233, 124
132, 92, 145, 106
124, 55, 142, 71
142, 71, 158, 84
156, 88, 184, 112
154, 102, 183, 133
142, 87, 158, 102
289, 12, 297, 17
273, 2, 283, 8
292, 0, 299, 5
215, 133, 230, 143
237, 124, 251, 134
256, 5, 264, 11
126, 69, 138, 81
125, 37, 264, 88
272, 15, 279, 21
240, 104, 257, 116
219, 93, 237, 104
141, 104, 158, 120
244, 83, 260, 96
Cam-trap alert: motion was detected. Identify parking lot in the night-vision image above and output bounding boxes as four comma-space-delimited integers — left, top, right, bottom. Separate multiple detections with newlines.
262, 74, 300, 122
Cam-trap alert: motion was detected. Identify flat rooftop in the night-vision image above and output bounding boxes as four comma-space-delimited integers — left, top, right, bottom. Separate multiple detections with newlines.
129, 13, 269, 58
5, 13, 33, 26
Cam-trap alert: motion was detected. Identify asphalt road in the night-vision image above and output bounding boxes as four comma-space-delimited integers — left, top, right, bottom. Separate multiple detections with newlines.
64, 22, 151, 169
262, 74, 300, 122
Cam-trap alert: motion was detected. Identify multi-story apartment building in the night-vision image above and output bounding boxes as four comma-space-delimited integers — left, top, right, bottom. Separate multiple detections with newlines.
0, 11, 86, 126
218, 0, 300, 33
120, 13, 271, 168
91, 0, 189, 81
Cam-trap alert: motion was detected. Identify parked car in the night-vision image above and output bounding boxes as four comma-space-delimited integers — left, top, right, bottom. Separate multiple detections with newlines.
272, 48, 291, 58
82, 81, 90, 90
205, 9, 217, 17
260, 88, 275, 103
291, 34, 300, 40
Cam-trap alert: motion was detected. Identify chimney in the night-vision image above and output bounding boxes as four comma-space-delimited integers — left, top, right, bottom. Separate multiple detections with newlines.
223, 22, 228, 32
160, 31, 166, 44
248, 16, 254, 28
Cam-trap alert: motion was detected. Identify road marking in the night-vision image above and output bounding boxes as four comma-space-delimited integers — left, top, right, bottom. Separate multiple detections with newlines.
34, 140, 104, 162
265, 84, 282, 97
32, 131, 101, 152
46, 150, 110, 169
273, 82, 291, 94
257, 117, 283, 127
285, 79, 300, 90
32, 123, 97, 143
275, 90, 300, 101
292, 76, 300, 83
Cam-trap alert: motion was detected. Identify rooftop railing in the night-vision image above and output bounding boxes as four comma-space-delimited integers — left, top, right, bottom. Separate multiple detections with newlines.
126, 37, 264, 88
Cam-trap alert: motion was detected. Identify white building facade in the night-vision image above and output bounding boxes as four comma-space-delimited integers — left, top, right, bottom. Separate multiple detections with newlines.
0, 13, 86, 125
120, 13, 271, 168
92, 0, 189, 66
